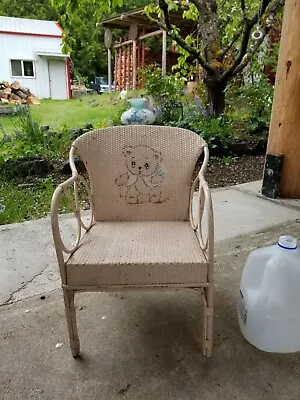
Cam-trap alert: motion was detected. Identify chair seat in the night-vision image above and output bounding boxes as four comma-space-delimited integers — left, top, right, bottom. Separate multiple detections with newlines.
66, 221, 208, 287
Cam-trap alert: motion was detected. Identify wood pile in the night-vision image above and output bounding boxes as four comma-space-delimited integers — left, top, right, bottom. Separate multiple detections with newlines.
0, 81, 40, 105
71, 80, 88, 98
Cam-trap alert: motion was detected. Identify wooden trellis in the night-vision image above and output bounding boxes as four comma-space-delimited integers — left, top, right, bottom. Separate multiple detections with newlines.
103, 8, 194, 92
113, 29, 166, 91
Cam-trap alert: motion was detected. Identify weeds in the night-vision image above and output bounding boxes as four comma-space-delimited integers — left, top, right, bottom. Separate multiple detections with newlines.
0, 177, 56, 224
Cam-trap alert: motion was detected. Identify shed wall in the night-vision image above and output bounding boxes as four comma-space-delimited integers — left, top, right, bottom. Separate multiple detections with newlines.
0, 33, 68, 99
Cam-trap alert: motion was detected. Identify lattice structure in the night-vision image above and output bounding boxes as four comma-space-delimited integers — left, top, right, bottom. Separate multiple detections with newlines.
103, 8, 194, 91
114, 35, 145, 91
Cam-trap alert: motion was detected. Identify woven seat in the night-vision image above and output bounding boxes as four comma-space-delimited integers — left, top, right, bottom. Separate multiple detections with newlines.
51, 125, 214, 358
67, 221, 207, 286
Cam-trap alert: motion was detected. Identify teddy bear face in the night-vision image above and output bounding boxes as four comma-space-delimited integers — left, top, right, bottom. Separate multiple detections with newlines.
123, 145, 161, 177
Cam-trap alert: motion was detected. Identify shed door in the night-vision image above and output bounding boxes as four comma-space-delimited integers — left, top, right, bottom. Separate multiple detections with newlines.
48, 60, 68, 100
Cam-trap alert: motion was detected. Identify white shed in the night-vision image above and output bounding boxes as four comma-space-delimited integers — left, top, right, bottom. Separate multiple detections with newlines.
0, 16, 71, 100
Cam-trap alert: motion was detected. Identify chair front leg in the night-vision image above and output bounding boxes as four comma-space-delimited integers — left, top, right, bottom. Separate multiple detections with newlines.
203, 286, 213, 357
63, 288, 80, 357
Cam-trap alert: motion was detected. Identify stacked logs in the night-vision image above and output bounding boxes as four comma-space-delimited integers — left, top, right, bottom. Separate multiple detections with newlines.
114, 36, 146, 91
0, 81, 40, 105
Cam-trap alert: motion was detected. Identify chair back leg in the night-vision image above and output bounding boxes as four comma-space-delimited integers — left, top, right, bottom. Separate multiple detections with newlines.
63, 288, 80, 357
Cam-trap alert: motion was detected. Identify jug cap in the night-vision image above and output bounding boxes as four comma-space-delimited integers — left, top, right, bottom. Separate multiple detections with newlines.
278, 235, 297, 250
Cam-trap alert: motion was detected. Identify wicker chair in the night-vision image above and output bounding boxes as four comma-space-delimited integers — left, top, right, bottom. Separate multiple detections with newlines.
51, 125, 214, 357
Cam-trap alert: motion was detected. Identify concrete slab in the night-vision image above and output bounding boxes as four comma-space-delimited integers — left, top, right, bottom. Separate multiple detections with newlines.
1, 186, 299, 305
0, 215, 90, 305
211, 187, 299, 242
0, 219, 56, 305
234, 180, 300, 211
1, 221, 300, 400
234, 180, 263, 195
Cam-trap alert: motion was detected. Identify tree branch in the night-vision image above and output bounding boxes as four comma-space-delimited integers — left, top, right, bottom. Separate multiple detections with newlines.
221, 0, 284, 81
248, 0, 272, 25
221, 23, 252, 79
267, 0, 285, 14
158, 0, 171, 29
221, 29, 242, 58
240, 0, 246, 18
232, 28, 270, 75
155, 0, 216, 74
189, 0, 206, 13
221, 0, 273, 81
189, 0, 202, 10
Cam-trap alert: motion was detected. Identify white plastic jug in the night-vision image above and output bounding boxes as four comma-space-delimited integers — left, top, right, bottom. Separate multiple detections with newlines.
237, 235, 300, 353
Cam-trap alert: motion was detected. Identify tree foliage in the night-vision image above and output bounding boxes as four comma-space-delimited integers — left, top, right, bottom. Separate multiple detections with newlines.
54, 2, 109, 81
50, 0, 148, 81
0, 0, 58, 20
144, 0, 284, 115
51, 0, 284, 115
1, 0, 284, 113
0, 0, 147, 82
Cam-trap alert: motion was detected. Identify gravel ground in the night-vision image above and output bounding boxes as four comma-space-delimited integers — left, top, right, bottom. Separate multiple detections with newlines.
204, 155, 265, 188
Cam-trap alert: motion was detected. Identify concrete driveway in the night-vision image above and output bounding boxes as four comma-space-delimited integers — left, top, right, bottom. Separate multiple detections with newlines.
0, 181, 300, 399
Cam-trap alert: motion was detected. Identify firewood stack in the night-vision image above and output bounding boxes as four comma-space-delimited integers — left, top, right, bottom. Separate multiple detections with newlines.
0, 81, 40, 105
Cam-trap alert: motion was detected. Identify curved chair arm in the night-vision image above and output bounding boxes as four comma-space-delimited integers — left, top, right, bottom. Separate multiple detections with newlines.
189, 146, 214, 269
51, 174, 94, 282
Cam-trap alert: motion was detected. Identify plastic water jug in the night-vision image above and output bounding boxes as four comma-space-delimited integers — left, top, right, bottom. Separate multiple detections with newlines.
237, 235, 300, 353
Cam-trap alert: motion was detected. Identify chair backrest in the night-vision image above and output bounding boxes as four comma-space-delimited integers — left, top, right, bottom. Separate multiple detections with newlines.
72, 125, 206, 221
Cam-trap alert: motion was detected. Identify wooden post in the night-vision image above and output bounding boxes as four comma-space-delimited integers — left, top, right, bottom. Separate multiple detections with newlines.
122, 36, 127, 90
118, 37, 122, 91
107, 48, 112, 92
123, 44, 127, 90
128, 23, 138, 90
114, 48, 118, 91
162, 30, 167, 76
137, 41, 141, 88
141, 28, 145, 70
128, 46, 133, 89
132, 39, 137, 89
137, 41, 141, 70
263, 0, 300, 198
104, 29, 113, 93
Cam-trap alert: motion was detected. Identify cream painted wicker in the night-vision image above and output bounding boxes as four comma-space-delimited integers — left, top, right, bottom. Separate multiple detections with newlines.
51, 125, 214, 357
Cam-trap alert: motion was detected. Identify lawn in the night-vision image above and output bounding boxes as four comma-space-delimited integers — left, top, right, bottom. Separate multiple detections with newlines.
0, 91, 129, 224
0, 177, 55, 225
0, 93, 123, 135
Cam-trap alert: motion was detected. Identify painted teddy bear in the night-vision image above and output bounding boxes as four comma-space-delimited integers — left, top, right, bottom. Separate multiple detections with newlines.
116, 145, 165, 204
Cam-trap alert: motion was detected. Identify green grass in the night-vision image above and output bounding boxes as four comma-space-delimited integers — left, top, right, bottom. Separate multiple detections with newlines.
0, 173, 93, 224
0, 175, 90, 224
0, 177, 56, 224
0, 93, 124, 135
0, 92, 131, 225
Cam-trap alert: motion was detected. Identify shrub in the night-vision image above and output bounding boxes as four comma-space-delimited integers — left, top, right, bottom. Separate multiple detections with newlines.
226, 77, 273, 135
0, 109, 69, 178
139, 65, 184, 122
167, 106, 233, 152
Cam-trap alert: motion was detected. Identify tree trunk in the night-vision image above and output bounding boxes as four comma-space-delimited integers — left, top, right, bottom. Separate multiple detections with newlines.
198, 0, 219, 61
204, 77, 226, 117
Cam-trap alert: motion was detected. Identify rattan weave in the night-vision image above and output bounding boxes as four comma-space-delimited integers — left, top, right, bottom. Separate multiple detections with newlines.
51, 125, 214, 358
67, 221, 207, 286
73, 125, 205, 221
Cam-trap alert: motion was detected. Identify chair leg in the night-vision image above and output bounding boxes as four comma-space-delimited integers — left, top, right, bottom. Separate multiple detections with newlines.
63, 288, 80, 358
202, 286, 213, 357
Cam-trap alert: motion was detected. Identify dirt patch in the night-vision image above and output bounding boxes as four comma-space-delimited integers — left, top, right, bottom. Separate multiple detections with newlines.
62, 154, 265, 190
205, 155, 265, 188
